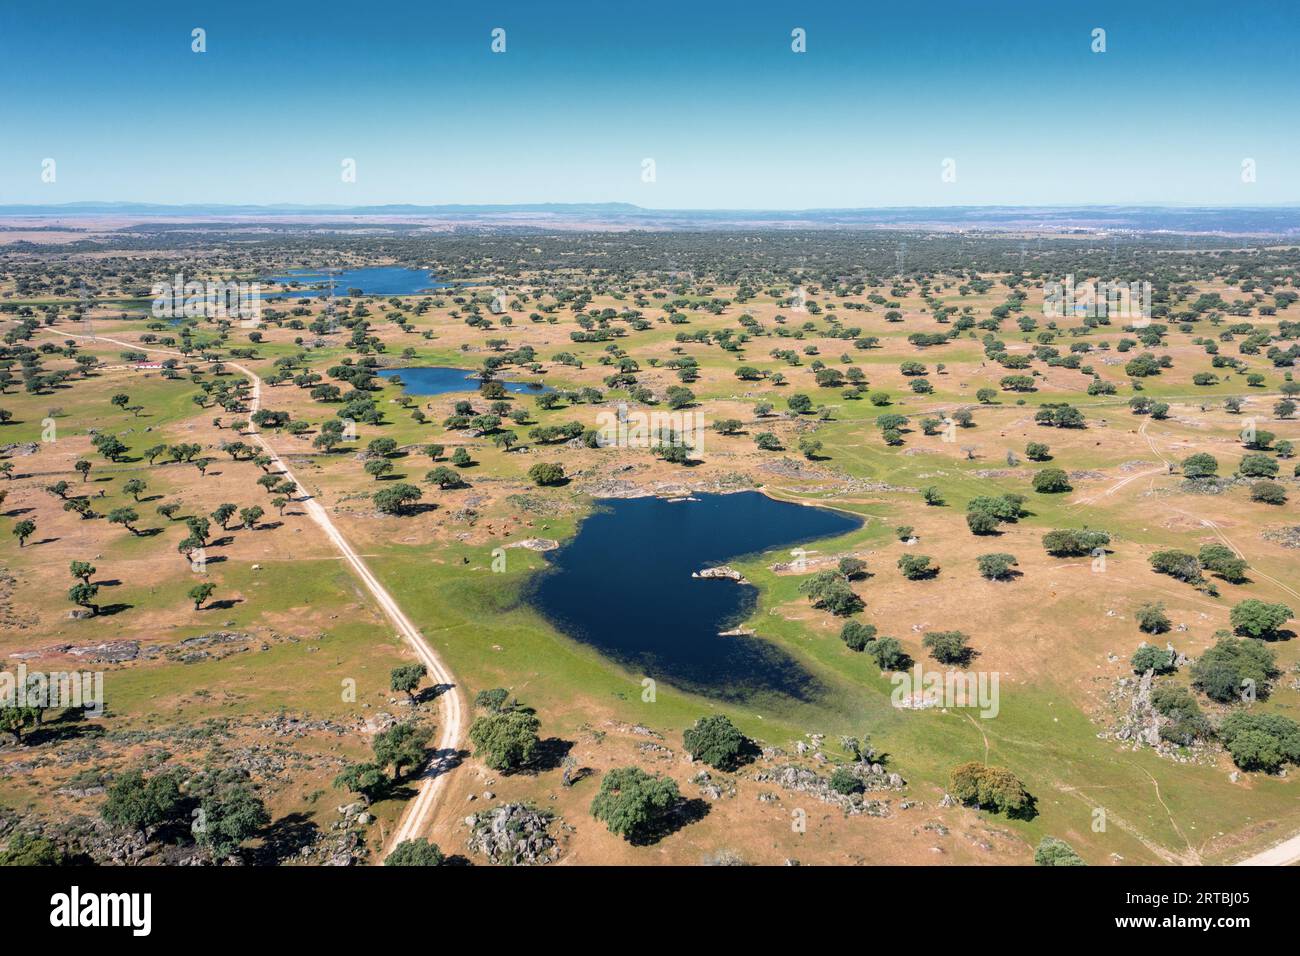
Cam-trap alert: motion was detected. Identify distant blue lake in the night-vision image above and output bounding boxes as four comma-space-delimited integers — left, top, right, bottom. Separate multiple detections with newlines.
265, 266, 449, 298
378, 366, 555, 396
528, 492, 863, 703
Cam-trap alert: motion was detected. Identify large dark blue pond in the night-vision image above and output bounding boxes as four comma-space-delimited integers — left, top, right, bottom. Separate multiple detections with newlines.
266, 266, 448, 298
378, 367, 555, 396
528, 492, 862, 703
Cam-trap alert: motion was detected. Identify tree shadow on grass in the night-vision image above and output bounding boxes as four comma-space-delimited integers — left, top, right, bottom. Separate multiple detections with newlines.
204, 598, 243, 611
516, 737, 573, 775
251, 812, 321, 865
562, 765, 598, 787
863, 747, 896, 768
26, 718, 104, 748
732, 736, 764, 770
1007, 793, 1040, 822
626, 797, 711, 847
932, 647, 979, 668
882, 653, 915, 672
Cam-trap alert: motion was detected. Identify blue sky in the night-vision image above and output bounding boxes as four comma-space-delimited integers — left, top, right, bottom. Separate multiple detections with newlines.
1, 0, 1296, 208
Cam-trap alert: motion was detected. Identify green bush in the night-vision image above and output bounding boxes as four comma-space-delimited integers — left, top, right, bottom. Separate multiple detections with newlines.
682, 715, 749, 771
1034, 836, 1085, 866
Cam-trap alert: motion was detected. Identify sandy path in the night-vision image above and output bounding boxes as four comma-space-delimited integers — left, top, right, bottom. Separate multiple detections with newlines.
42, 330, 464, 859
1235, 833, 1300, 866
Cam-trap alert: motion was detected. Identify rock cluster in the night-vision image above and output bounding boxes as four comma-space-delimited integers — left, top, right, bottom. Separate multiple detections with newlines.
167, 631, 250, 659
2, 814, 148, 865
691, 770, 735, 800
1262, 525, 1300, 549
506, 538, 559, 552
576, 473, 754, 499
693, 566, 747, 583
464, 803, 561, 865
1116, 668, 1161, 748
319, 827, 366, 866
1180, 476, 1246, 496
256, 714, 351, 738
752, 763, 902, 816
66, 641, 141, 663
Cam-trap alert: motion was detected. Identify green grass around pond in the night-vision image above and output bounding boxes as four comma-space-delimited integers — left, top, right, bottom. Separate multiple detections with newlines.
352, 491, 1292, 864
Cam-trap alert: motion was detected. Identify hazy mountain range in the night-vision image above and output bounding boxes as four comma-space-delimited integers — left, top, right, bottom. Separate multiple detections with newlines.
4, 202, 1300, 234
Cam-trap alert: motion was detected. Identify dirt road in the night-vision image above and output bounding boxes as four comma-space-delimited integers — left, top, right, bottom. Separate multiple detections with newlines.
45, 331, 464, 859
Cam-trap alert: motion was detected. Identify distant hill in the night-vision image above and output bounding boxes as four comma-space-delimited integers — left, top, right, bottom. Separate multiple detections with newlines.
3, 202, 1300, 234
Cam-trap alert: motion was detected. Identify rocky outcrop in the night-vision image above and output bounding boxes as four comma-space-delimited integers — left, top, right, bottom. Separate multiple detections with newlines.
691, 770, 736, 800
166, 631, 251, 663
1117, 668, 1160, 747
2, 814, 149, 865
717, 626, 756, 637
66, 641, 140, 663
1262, 526, 1300, 549
465, 803, 561, 865
576, 473, 755, 499
694, 565, 747, 583
506, 538, 559, 552
752, 763, 904, 816
256, 714, 352, 738
321, 829, 366, 866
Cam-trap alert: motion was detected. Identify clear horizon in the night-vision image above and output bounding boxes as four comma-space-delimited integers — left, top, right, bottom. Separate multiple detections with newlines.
2, 0, 1297, 207
6, 200, 1300, 212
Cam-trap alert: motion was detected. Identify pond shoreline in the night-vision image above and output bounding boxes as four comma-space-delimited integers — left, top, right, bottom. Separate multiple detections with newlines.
525, 490, 865, 703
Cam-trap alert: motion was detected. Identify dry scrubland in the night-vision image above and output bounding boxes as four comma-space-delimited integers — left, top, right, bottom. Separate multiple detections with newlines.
0, 230, 1298, 866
